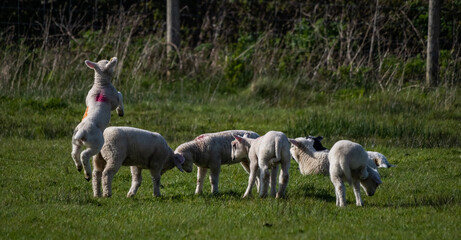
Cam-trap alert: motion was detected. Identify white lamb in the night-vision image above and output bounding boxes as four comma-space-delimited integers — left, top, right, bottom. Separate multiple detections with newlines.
71, 57, 124, 181
328, 140, 382, 207
174, 130, 260, 195
289, 137, 330, 175
367, 151, 395, 168
232, 131, 291, 198
92, 126, 193, 197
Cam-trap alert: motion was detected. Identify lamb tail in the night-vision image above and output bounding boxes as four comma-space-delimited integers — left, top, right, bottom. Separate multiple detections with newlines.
339, 159, 352, 185
274, 139, 282, 163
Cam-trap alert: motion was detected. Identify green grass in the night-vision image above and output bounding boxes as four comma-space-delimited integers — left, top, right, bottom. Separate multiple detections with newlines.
0, 89, 460, 239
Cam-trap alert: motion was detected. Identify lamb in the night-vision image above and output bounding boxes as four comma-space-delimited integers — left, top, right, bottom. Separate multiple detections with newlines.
92, 126, 193, 198
174, 130, 260, 195
71, 57, 124, 181
289, 137, 330, 175
232, 131, 291, 198
328, 140, 382, 207
367, 151, 395, 168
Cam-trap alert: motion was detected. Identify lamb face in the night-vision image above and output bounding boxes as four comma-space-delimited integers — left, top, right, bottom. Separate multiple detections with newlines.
289, 137, 315, 163
305, 136, 328, 151
161, 153, 193, 174
360, 167, 382, 196
289, 146, 300, 163
231, 135, 250, 162
85, 57, 118, 77
174, 147, 195, 172
179, 153, 194, 173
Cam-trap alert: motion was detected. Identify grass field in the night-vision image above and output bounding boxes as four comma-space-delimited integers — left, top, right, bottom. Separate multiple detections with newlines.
0, 88, 460, 239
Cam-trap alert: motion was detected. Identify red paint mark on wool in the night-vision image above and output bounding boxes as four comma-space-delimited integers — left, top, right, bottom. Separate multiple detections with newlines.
195, 135, 207, 141
96, 92, 108, 102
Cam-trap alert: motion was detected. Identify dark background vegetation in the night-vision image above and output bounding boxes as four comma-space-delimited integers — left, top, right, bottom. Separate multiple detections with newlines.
0, 0, 460, 147
1, 0, 460, 95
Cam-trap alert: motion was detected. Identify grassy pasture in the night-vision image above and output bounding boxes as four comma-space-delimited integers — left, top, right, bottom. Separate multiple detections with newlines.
0, 89, 460, 239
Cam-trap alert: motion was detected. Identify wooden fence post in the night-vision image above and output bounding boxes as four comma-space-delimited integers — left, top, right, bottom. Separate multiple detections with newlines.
426, 0, 440, 87
167, 0, 180, 54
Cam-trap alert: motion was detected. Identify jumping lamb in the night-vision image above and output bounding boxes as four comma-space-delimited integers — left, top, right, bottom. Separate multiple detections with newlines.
71, 57, 124, 181
174, 130, 260, 195
92, 126, 193, 198
328, 140, 382, 207
232, 131, 291, 198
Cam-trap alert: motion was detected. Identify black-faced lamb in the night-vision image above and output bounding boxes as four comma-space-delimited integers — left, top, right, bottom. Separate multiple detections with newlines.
71, 57, 124, 181
92, 126, 193, 198
328, 140, 382, 207
232, 131, 291, 198
174, 130, 260, 195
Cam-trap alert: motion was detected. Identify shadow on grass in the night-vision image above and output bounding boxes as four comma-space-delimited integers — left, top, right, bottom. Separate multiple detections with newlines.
304, 188, 336, 202
150, 190, 244, 202
192, 190, 243, 200
300, 183, 336, 203
368, 195, 461, 209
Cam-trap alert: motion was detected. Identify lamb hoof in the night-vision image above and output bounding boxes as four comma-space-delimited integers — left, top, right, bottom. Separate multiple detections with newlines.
85, 176, 91, 181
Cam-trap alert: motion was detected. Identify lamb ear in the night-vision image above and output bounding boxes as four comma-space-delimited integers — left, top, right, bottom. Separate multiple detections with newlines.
85, 60, 102, 73
173, 154, 185, 172
106, 57, 118, 70
373, 158, 380, 167
317, 136, 324, 141
374, 174, 382, 185
233, 134, 244, 143
370, 168, 382, 184
289, 139, 302, 148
